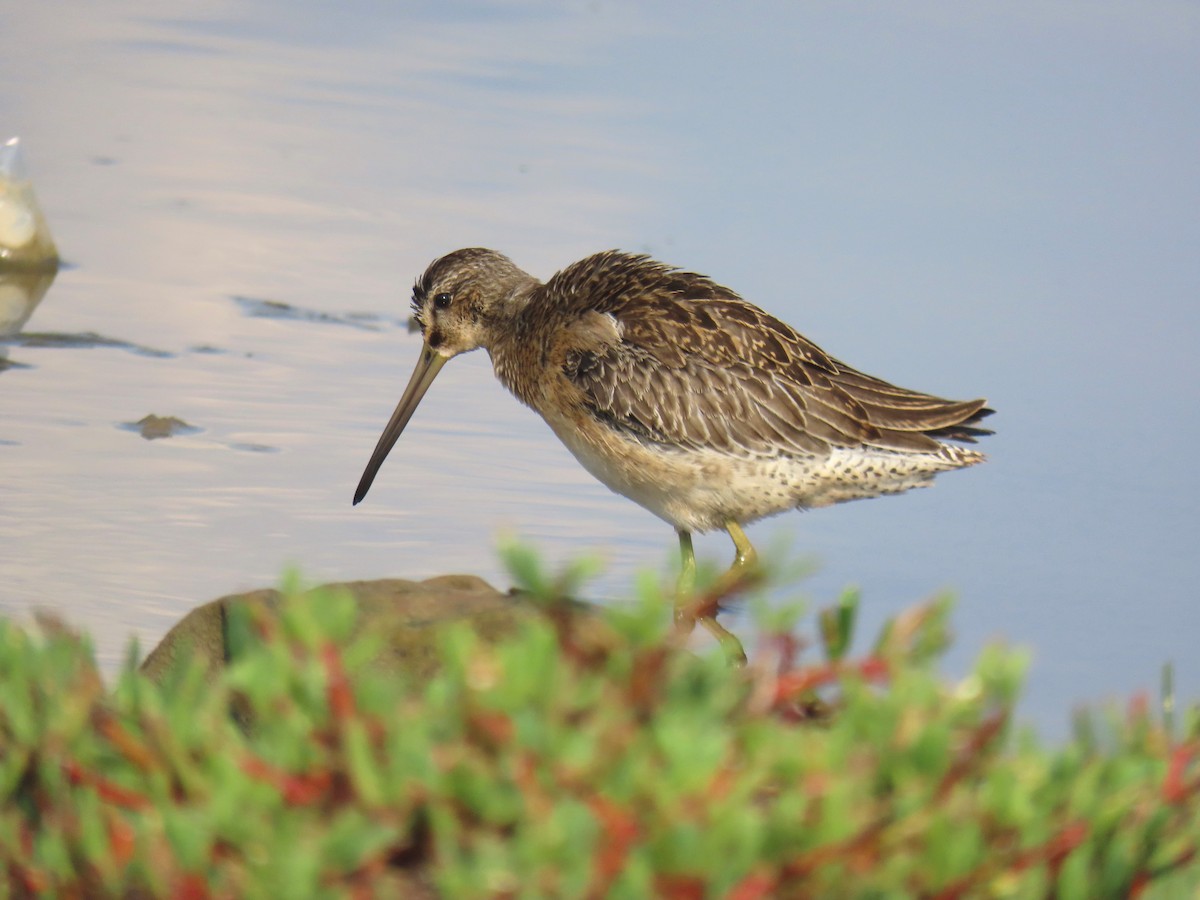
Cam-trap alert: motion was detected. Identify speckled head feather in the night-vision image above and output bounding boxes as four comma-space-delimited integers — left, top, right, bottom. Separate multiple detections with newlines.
411, 248, 522, 327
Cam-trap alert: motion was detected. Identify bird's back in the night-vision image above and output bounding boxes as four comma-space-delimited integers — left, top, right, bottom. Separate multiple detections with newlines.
535, 251, 992, 461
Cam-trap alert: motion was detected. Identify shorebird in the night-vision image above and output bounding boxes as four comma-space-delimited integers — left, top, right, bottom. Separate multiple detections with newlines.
354, 249, 992, 660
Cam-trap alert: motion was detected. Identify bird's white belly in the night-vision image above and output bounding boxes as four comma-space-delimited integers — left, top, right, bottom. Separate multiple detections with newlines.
543, 411, 977, 533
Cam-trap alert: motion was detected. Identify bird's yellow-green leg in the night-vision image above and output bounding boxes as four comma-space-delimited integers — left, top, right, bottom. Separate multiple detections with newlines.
675, 527, 748, 665
719, 521, 758, 589
675, 529, 697, 628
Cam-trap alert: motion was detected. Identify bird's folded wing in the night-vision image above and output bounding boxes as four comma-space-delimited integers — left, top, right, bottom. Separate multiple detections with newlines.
562, 289, 990, 457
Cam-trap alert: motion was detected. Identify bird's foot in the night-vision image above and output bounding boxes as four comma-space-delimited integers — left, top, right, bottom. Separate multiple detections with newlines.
696, 614, 748, 667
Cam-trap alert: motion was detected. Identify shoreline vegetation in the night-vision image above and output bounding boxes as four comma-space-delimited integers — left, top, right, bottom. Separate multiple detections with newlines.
2, 545, 1197, 896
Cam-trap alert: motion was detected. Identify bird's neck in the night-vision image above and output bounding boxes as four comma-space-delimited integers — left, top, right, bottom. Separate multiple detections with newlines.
485, 279, 549, 409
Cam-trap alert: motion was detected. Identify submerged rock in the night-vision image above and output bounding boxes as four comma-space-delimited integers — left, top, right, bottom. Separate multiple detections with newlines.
124, 414, 199, 440
0, 268, 56, 338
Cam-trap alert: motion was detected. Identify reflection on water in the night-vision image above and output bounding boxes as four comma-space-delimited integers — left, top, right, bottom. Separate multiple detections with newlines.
232, 295, 397, 332
0, 1, 1198, 737
8, 329, 172, 358
0, 266, 185, 364
0, 269, 56, 338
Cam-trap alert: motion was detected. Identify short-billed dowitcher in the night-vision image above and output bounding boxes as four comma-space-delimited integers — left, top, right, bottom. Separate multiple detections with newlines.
354, 249, 992, 659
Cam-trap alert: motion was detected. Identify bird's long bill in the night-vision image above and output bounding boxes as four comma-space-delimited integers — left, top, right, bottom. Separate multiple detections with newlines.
352, 344, 447, 505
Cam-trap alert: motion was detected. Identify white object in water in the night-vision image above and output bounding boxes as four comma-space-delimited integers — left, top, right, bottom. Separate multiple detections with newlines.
0, 197, 37, 250
0, 137, 58, 265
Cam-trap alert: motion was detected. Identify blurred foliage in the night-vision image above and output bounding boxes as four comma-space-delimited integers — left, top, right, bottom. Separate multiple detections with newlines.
1, 546, 1198, 898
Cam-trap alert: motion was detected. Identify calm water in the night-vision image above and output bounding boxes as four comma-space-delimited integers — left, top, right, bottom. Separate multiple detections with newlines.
2, 2, 1197, 737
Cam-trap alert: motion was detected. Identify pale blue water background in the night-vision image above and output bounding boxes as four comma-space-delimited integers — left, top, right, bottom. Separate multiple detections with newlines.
1, 2, 1197, 737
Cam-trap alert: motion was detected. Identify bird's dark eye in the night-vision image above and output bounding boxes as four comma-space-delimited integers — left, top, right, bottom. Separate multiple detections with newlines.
433, 292, 452, 310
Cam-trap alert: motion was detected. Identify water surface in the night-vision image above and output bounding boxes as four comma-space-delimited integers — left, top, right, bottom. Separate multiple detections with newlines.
2, 1, 1198, 737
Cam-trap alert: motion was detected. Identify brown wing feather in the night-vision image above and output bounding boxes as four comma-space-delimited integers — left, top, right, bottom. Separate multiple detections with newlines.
552, 252, 991, 457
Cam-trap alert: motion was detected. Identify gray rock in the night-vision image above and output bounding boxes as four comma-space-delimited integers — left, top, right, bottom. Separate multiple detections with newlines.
139, 575, 543, 686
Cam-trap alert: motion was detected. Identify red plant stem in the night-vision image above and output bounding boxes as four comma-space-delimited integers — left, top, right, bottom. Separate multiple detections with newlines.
106, 811, 138, 868
240, 754, 332, 806
728, 871, 778, 900
934, 711, 1008, 801
94, 712, 157, 771
685, 569, 765, 623
587, 795, 639, 898
61, 759, 151, 810
323, 642, 357, 723
173, 872, 212, 900
933, 820, 1090, 899
1131, 845, 1198, 898
773, 657, 890, 704
783, 817, 890, 880
1162, 741, 1200, 804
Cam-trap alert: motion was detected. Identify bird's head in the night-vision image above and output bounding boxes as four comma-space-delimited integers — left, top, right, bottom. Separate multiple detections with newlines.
353, 248, 536, 505
411, 247, 535, 357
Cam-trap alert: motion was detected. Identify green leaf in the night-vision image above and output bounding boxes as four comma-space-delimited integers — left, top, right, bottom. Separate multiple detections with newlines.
818, 587, 859, 662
